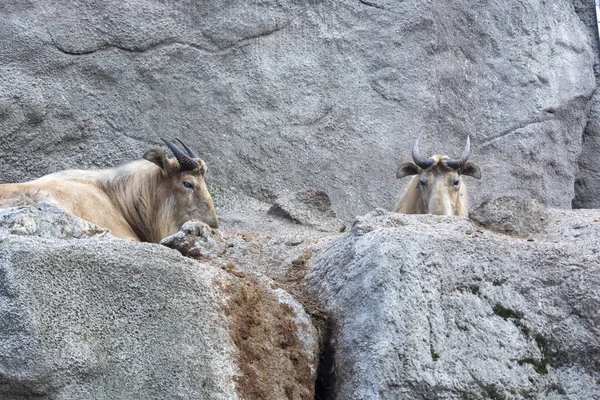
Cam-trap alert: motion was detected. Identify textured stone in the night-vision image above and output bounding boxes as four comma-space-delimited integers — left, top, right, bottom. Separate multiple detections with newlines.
1, 0, 600, 398
571, 0, 600, 209
0, 207, 319, 400
0, 235, 239, 399
160, 219, 330, 300
0, 0, 595, 219
470, 195, 550, 237
213, 270, 319, 400
161, 220, 325, 399
267, 189, 342, 232
308, 209, 600, 399
0, 202, 109, 239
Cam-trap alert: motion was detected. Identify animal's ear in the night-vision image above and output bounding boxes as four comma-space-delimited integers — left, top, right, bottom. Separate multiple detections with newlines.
144, 149, 170, 171
459, 162, 482, 179
397, 162, 421, 179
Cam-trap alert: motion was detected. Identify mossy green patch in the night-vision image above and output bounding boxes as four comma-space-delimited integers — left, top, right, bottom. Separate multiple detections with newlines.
493, 303, 524, 320
517, 335, 549, 375
491, 303, 550, 375
482, 384, 506, 400
430, 344, 440, 361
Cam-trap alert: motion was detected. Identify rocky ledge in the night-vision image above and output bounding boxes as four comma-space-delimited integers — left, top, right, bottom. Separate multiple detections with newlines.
1, 196, 599, 399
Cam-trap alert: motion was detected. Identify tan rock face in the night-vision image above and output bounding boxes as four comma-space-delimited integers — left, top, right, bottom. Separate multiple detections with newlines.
219, 275, 317, 400
161, 219, 322, 400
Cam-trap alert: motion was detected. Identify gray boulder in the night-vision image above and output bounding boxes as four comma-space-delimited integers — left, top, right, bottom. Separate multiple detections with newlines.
0, 201, 109, 239
308, 209, 600, 399
0, 206, 319, 400
0, 234, 239, 399
267, 189, 342, 232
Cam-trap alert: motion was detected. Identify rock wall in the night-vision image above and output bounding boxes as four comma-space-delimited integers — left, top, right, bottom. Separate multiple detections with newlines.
0, 0, 595, 218
2, 200, 599, 399
2, 1, 600, 399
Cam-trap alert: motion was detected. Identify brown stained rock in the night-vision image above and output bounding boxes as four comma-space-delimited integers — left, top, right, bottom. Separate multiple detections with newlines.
162, 220, 323, 400
217, 273, 317, 400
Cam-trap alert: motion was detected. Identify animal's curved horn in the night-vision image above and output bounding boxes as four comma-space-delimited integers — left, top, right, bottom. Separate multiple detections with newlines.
412, 136, 435, 169
175, 138, 199, 159
161, 138, 200, 171
444, 136, 471, 170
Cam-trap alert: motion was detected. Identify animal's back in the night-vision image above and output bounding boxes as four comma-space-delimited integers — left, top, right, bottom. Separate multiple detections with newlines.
0, 172, 140, 240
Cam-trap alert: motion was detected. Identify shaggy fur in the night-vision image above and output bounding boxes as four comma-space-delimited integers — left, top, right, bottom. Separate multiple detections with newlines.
0, 153, 218, 242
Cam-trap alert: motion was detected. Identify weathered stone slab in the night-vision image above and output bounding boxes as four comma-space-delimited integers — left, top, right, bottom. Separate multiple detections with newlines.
308, 209, 600, 399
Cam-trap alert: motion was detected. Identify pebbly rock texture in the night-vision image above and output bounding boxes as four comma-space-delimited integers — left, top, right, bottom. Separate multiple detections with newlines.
160, 218, 332, 281
2, 0, 600, 397
267, 189, 343, 232
470, 195, 550, 237
0, 201, 109, 239
160, 219, 324, 399
217, 272, 319, 400
0, 0, 595, 219
0, 205, 319, 400
0, 235, 239, 399
308, 208, 600, 399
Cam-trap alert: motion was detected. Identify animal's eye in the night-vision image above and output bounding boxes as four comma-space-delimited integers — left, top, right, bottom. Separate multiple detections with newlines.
453, 180, 460, 187
418, 179, 426, 188
182, 181, 194, 189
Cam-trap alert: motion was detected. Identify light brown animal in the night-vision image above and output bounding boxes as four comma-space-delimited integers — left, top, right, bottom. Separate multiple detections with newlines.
394, 137, 481, 217
0, 138, 218, 242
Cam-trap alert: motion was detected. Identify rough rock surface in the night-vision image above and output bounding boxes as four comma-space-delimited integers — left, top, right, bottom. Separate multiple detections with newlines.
214, 270, 319, 400
0, 0, 595, 219
0, 234, 239, 399
470, 195, 550, 237
0, 201, 109, 239
572, 0, 600, 208
308, 209, 600, 399
160, 219, 324, 399
161, 217, 332, 281
267, 189, 342, 232
0, 206, 319, 400
2, 0, 600, 398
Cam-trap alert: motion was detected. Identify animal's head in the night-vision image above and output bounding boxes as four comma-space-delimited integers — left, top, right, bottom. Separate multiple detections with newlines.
143, 138, 218, 231
396, 136, 481, 216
